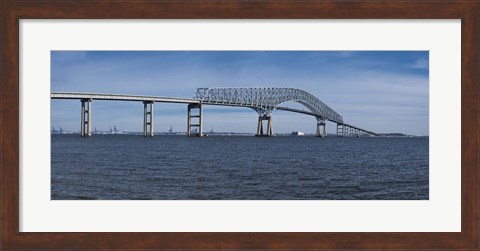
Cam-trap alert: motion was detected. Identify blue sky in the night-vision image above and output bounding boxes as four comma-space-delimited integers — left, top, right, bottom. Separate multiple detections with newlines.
51, 51, 429, 135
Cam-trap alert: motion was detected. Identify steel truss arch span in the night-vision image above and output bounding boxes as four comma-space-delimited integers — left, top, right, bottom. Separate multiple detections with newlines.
195, 87, 343, 123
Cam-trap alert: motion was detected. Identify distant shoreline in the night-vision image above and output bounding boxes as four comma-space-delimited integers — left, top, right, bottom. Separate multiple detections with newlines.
51, 132, 428, 137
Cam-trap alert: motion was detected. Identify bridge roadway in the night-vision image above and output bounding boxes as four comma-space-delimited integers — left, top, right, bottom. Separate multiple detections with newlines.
51, 92, 378, 137
50, 92, 200, 104
275, 107, 378, 135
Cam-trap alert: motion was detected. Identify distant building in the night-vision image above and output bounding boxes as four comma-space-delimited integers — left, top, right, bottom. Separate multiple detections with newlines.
291, 131, 305, 136
51, 126, 66, 134
378, 133, 408, 137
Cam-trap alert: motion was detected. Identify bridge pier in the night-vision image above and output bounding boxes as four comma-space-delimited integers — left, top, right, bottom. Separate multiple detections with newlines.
143, 101, 154, 137
316, 121, 327, 137
187, 103, 203, 137
256, 114, 272, 137
336, 124, 343, 137
80, 99, 92, 137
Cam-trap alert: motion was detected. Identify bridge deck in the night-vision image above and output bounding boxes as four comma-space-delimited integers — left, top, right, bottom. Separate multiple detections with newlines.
51, 92, 200, 104
275, 107, 377, 135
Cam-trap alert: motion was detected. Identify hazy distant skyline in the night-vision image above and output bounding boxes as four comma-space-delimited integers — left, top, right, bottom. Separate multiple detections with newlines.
51, 51, 429, 135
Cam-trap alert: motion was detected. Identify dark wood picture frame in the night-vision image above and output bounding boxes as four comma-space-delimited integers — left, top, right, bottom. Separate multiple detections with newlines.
1, 1, 478, 250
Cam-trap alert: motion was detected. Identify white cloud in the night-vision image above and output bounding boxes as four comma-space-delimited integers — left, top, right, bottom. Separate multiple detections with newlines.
409, 58, 429, 69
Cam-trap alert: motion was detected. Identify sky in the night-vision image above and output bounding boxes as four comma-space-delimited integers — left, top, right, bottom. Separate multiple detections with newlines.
51, 51, 429, 135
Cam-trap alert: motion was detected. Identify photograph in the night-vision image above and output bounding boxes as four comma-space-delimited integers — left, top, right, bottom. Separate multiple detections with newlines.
50, 51, 429, 200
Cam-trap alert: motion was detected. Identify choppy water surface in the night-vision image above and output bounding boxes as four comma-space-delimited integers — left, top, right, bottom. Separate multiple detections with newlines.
51, 135, 428, 200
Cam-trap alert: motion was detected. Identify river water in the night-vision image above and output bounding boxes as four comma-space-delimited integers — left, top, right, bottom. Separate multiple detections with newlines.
51, 135, 428, 200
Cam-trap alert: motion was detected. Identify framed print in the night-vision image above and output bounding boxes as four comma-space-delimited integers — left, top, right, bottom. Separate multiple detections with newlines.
22, 21, 456, 233
1, 1, 478, 250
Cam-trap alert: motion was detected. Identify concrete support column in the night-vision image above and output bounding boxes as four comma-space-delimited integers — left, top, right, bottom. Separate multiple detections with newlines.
187, 103, 203, 137
337, 124, 344, 137
256, 114, 272, 137
256, 116, 263, 135
143, 101, 154, 137
316, 121, 327, 137
199, 103, 203, 137
149, 102, 154, 137
143, 102, 147, 136
187, 104, 191, 136
267, 116, 272, 136
80, 99, 92, 137
87, 100, 92, 137
81, 100, 85, 137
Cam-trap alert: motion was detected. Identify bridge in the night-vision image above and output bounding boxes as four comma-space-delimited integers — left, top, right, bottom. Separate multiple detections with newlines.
51, 87, 378, 137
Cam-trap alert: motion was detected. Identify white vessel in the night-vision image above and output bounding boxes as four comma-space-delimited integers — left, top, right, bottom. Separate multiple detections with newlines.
291, 131, 305, 136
